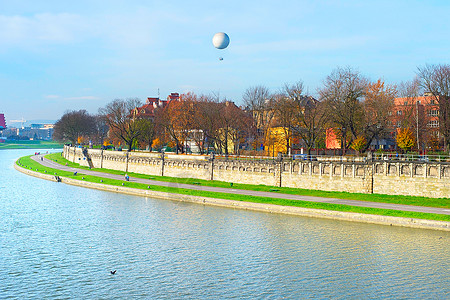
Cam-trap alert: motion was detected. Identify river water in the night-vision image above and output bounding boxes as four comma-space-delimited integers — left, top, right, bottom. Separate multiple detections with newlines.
1, 149, 449, 299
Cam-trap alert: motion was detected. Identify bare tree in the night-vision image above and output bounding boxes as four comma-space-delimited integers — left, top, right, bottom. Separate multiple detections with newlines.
53, 110, 96, 145
242, 85, 274, 152
361, 79, 397, 152
417, 64, 450, 150
99, 98, 144, 151
319, 67, 367, 154
396, 79, 427, 151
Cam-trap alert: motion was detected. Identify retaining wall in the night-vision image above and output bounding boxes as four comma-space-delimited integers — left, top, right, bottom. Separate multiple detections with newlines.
64, 146, 450, 198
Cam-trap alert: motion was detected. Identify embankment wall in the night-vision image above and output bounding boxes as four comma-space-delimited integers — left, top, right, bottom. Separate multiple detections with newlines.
63, 146, 450, 198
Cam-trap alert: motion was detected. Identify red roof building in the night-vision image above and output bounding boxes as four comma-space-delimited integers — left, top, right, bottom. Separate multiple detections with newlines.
133, 93, 181, 120
0, 113, 6, 130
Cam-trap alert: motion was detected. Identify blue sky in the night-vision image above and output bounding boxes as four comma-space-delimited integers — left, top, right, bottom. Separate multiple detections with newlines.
0, 0, 449, 124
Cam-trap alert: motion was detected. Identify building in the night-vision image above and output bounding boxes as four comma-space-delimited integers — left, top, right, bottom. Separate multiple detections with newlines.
0, 113, 6, 130
325, 93, 442, 151
133, 93, 181, 120
390, 94, 440, 150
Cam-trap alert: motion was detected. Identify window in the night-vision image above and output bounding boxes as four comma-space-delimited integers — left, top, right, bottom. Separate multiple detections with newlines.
430, 99, 435, 105
428, 110, 439, 117
427, 120, 439, 128
388, 111, 392, 116
396, 110, 402, 116
403, 101, 408, 106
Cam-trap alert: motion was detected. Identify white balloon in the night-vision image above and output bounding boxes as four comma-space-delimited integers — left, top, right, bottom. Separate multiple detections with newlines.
212, 32, 230, 49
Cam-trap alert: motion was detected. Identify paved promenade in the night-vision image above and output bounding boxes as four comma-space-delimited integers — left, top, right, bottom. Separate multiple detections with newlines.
31, 154, 450, 216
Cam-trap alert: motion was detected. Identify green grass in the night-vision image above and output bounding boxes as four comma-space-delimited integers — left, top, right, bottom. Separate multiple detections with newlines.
15, 154, 450, 222
0, 140, 63, 149
46, 152, 450, 209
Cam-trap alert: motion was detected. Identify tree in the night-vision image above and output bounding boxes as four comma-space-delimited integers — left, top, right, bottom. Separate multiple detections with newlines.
136, 118, 155, 150
350, 136, 367, 154
361, 79, 396, 152
319, 67, 367, 154
417, 64, 450, 150
99, 98, 144, 151
242, 85, 274, 152
53, 110, 97, 144
396, 128, 416, 152
158, 94, 196, 154
215, 100, 251, 155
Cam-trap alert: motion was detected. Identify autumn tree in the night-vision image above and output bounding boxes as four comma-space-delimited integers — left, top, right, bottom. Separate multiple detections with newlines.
53, 110, 97, 144
361, 79, 396, 152
396, 128, 416, 153
191, 95, 223, 154
395, 79, 429, 151
350, 136, 367, 155
99, 98, 144, 151
417, 64, 450, 150
319, 67, 367, 154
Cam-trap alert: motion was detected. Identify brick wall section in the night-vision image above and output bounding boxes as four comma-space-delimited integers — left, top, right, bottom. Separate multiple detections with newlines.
64, 146, 450, 198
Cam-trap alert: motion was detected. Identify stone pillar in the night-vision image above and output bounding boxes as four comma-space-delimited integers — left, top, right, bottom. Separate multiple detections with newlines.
209, 152, 215, 181
275, 152, 283, 187
100, 150, 104, 169
160, 152, 165, 177
364, 163, 374, 194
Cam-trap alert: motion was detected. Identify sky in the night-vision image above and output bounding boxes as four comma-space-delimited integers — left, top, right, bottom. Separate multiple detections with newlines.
0, 0, 449, 125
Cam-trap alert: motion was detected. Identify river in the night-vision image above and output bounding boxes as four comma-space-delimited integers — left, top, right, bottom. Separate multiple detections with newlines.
1, 149, 449, 299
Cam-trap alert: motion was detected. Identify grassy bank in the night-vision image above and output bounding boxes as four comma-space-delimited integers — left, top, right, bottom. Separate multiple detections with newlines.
46, 152, 450, 209
16, 154, 450, 222
0, 140, 63, 149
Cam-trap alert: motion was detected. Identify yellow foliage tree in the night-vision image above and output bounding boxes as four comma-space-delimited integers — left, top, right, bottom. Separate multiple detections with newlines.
396, 128, 416, 152
350, 136, 367, 154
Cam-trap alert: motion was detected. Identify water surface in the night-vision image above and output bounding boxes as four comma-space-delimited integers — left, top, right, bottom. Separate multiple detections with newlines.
1, 149, 449, 299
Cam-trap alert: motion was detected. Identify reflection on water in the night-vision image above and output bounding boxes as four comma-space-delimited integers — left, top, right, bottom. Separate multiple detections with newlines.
1, 150, 449, 299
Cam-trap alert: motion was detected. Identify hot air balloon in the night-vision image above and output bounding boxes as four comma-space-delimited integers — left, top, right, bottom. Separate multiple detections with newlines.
212, 32, 230, 49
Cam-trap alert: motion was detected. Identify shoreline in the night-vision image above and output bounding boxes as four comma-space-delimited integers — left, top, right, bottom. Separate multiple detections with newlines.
14, 163, 450, 232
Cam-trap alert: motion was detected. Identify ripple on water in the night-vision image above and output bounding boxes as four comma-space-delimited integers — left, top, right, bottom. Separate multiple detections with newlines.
1, 150, 449, 299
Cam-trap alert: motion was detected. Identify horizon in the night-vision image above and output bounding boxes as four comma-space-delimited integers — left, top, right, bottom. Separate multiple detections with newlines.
1, 0, 449, 124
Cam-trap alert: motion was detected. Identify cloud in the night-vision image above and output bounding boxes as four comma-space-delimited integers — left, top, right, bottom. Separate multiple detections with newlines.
0, 13, 86, 46
0, 11, 159, 50
44, 94, 60, 99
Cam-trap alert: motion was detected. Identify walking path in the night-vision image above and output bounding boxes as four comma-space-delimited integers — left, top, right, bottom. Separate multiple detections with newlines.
31, 154, 450, 216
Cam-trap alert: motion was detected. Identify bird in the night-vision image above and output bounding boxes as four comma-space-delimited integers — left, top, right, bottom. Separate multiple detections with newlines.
111, 270, 116, 275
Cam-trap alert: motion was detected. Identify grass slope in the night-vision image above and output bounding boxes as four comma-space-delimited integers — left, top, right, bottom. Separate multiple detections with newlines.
46, 152, 450, 209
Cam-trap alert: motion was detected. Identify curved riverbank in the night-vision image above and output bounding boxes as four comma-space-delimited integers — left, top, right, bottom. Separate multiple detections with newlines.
14, 162, 450, 231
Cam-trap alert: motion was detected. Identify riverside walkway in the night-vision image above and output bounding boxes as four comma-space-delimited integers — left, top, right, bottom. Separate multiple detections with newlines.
31, 154, 450, 216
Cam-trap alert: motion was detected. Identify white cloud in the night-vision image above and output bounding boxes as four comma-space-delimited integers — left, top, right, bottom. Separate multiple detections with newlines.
44, 94, 60, 99
0, 13, 86, 45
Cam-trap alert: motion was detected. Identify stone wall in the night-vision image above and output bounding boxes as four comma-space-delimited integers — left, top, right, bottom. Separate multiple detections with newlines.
63, 146, 450, 198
